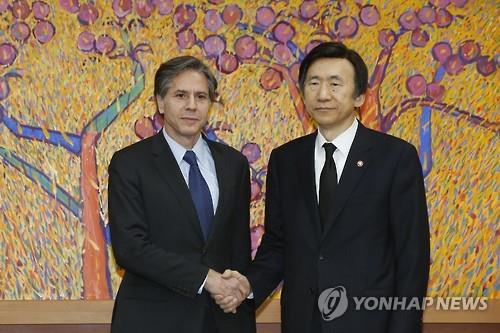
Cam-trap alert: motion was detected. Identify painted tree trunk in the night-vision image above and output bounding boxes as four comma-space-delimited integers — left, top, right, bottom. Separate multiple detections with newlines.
80, 131, 110, 299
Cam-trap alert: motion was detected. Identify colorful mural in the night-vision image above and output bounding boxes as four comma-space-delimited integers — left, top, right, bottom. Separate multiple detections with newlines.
0, 0, 498, 301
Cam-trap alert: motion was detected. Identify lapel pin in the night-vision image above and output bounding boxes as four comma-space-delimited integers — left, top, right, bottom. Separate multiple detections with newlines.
357, 160, 364, 167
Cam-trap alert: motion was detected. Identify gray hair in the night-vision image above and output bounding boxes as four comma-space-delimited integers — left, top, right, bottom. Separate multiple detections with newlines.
154, 56, 218, 101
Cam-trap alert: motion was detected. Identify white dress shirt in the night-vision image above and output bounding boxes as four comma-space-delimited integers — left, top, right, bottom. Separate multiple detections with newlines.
162, 128, 219, 212
314, 118, 358, 202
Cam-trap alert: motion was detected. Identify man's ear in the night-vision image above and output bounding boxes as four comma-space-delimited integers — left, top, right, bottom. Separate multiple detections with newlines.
299, 89, 312, 116
155, 95, 163, 114
354, 93, 365, 108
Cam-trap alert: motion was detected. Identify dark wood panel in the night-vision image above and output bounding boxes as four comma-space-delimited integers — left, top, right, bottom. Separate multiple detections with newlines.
2, 300, 499, 324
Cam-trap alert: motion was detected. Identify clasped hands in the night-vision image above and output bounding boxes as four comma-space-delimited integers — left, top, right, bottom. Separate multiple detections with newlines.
205, 269, 251, 313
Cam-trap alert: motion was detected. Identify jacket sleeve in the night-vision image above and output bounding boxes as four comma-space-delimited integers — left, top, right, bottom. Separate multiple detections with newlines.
245, 150, 285, 307
108, 153, 209, 298
388, 144, 430, 333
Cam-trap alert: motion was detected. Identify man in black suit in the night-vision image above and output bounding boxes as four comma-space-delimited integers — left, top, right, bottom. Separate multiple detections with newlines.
108, 56, 254, 333
218, 42, 430, 332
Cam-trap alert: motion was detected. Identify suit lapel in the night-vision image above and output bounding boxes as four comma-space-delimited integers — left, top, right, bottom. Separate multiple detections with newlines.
204, 137, 230, 246
150, 132, 205, 244
297, 132, 322, 241
321, 123, 375, 241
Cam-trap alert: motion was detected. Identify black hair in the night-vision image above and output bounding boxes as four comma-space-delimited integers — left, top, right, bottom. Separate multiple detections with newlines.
154, 56, 218, 102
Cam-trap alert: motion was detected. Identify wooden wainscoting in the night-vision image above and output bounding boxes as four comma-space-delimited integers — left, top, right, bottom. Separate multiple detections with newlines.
0, 298, 499, 332
0, 299, 499, 324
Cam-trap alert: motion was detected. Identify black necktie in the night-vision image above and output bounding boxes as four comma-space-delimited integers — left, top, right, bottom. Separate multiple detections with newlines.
183, 150, 214, 241
319, 143, 337, 231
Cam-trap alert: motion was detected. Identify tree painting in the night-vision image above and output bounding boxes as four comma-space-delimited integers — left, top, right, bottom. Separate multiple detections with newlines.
0, 0, 497, 300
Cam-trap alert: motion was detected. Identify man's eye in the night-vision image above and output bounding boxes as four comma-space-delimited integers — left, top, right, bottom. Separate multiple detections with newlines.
176, 93, 186, 98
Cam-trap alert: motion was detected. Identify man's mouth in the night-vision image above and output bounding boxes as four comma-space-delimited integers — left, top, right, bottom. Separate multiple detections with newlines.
181, 116, 199, 121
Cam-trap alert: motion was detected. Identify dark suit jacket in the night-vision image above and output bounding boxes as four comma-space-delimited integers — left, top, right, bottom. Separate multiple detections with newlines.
108, 132, 255, 333
247, 122, 430, 333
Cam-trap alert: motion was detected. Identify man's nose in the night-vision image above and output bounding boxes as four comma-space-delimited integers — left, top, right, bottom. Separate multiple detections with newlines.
186, 94, 196, 109
317, 82, 331, 101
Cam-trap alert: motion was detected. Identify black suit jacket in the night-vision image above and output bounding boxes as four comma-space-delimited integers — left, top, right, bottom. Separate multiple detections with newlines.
108, 132, 255, 333
247, 122, 430, 333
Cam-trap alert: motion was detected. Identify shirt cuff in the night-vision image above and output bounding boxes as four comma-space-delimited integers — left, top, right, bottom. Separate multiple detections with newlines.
247, 292, 254, 299
198, 274, 208, 294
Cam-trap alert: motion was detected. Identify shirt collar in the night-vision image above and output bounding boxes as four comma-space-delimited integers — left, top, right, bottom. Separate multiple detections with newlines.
162, 128, 208, 165
315, 118, 358, 157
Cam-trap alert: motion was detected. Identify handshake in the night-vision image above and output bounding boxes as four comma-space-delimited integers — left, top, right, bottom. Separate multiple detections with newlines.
205, 269, 251, 314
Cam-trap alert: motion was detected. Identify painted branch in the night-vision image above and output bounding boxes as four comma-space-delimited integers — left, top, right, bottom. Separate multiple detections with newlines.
0, 146, 81, 217
82, 62, 145, 135
369, 48, 392, 88
383, 97, 499, 133
360, 48, 393, 131
359, 87, 381, 131
0, 104, 81, 154
268, 63, 314, 134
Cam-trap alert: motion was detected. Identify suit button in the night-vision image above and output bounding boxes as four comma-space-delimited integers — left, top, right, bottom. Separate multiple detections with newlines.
319, 255, 325, 261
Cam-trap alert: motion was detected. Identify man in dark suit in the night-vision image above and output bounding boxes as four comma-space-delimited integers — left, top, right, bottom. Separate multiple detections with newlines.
218, 42, 430, 332
108, 56, 255, 333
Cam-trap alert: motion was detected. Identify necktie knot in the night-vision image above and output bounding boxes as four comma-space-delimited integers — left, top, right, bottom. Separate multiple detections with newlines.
323, 142, 337, 159
183, 150, 198, 167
